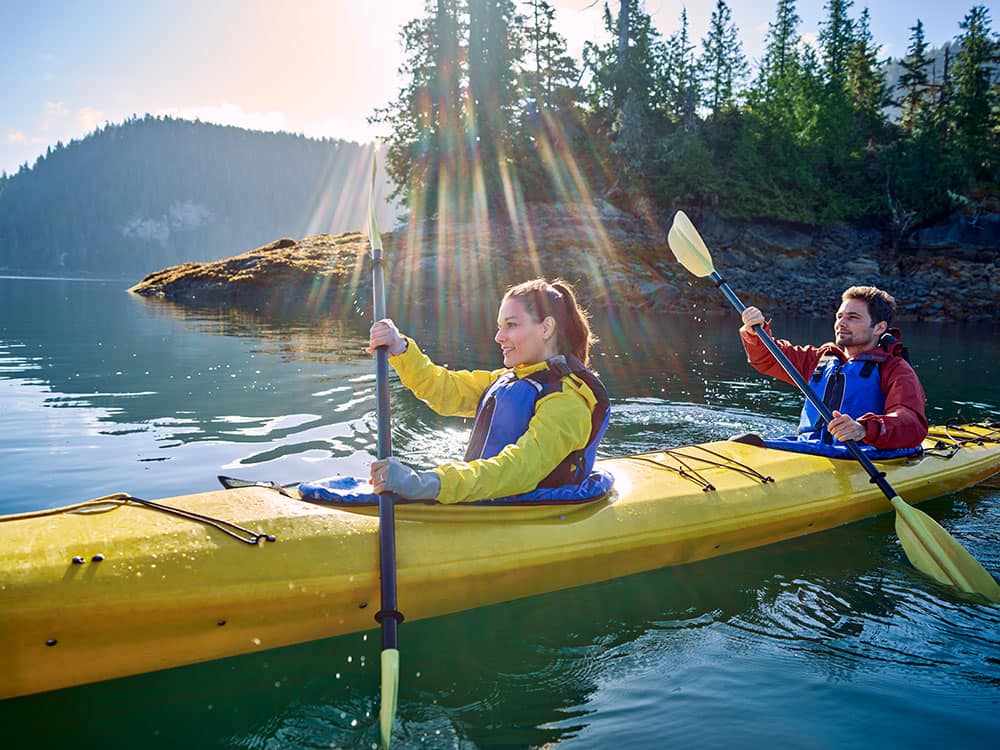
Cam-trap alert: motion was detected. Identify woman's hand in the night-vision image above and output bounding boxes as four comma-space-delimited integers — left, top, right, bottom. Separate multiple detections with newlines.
367, 318, 407, 357
370, 457, 440, 500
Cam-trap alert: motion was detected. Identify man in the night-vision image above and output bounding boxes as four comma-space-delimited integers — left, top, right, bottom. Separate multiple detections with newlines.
740, 285, 928, 453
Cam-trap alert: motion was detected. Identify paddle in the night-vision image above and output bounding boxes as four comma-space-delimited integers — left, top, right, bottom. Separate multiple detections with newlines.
367, 151, 401, 746
667, 210, 1000, 602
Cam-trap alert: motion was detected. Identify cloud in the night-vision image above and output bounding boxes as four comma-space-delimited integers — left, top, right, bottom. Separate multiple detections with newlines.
42, 101, 70, 130
7, 131, 27, 143
78, 107, 106, 133
156, 103, 287, 133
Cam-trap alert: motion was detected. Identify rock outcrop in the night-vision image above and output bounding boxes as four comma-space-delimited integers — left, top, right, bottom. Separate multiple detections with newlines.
129, 203, 1000, 324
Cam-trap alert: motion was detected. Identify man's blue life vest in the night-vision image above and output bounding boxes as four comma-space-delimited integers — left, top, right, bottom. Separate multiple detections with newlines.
765, 334, 922, 461
464, 354, 611, 488
797, 352, 888, 440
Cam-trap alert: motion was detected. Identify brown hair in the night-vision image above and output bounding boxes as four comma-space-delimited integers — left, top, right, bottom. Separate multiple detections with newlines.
842, 285, 896, 327
503, 278, 596, 366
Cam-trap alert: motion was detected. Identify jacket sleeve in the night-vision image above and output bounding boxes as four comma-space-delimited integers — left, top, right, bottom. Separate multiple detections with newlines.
389, 337, 502, 418
858, 358, 929, 449
739, 324, 822, 384
433, 384, 593, 504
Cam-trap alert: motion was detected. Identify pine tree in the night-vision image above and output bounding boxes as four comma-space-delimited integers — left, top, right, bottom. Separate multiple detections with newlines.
521, 0, 579, 107
370, 0, 466, 215
464, 0, 525, 216
897, 20, 932, 132
750, 0, 807, 131
582, 1, 666, 150
845, 8, 889, 140
951, 4, 1000, 182
662, 6, 699, 129
698, 0, 748, 117
513, 0, 584, 202
819, 0, 854, 90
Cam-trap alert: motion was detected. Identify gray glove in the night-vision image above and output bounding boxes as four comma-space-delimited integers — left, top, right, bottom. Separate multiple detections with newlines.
371, 457, 440, 500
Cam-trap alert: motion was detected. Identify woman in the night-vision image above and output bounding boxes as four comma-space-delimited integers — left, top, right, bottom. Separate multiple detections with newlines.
368, 278, 610, 504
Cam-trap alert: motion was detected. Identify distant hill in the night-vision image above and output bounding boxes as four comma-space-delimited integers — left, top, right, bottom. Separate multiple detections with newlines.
0, 116, 397, 276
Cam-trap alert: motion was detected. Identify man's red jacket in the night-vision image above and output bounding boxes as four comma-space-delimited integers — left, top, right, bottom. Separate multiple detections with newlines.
740, 324, 928, 450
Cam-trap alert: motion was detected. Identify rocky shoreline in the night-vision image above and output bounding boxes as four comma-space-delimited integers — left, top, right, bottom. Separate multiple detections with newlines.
129, 201, 1000, 325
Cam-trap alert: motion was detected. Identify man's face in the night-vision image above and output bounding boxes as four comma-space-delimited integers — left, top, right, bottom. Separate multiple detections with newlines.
834, 298, 886, 353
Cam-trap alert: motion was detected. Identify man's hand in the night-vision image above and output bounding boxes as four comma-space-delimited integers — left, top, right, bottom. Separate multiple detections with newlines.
828, 410, 867, 443
740, 306, 766, 334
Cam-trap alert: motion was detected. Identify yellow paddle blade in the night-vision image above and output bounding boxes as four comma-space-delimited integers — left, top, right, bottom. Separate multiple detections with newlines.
379, 648, 400, 748
368, 150, 383, 254
890, 497, 1000, 602
667, 210, 715, 278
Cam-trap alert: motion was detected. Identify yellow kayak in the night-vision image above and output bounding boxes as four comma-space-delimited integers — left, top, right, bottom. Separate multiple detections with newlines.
2, 423, 998, 700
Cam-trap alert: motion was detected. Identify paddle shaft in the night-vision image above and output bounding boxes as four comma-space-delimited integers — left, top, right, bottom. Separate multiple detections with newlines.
372, 244, 400, 652
710, 271, 900, 502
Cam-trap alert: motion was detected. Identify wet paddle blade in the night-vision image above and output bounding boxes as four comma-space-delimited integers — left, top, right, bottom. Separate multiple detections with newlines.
379, 648, 400, 748
368, 150, 383, 254
667, 211, 715, 277
890, 497, 1000, 602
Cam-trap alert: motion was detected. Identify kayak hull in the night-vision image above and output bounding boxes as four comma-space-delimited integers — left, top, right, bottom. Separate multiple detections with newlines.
2, 424, 999, 700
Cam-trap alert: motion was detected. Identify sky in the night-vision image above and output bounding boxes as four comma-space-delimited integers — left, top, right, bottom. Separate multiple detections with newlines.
1, 0, 993, 176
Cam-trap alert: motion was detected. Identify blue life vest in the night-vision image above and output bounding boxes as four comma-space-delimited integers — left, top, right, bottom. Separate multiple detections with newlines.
465, 354, 611, 488
797, 353, 888, 441
297, 355, 614, 507
771, 338, 922, 460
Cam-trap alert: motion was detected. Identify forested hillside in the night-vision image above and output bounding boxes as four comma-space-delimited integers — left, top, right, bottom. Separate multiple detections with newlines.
0, 116, 394, 276
375, 0, 998, 244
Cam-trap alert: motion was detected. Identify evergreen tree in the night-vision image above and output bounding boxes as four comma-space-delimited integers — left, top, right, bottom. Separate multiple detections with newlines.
662, 6, 699, 129
750, 0, 807, 132
845, 8, 889, 140
698, 0, 748, 117
583, 1, 665, 122
521, 0, 579, 107
582, 0, 666, 181
513, 0, 584, 201
897, 20, 932, 132
951, 4, 1000, 183
615, 0, 634, 111
371, 1, 466, 214
467, 0, 524, 214
819, 0, 854, 89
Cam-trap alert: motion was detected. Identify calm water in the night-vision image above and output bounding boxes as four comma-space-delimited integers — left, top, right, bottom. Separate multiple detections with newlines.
2, 275, 999, 749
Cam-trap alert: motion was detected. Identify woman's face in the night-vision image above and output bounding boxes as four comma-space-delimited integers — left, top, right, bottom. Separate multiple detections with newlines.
494, 296, 554, 368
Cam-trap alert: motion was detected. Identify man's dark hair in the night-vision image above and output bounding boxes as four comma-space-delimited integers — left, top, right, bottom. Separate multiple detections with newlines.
842, 285, 896, 326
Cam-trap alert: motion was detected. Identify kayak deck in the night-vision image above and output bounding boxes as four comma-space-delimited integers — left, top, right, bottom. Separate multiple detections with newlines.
1, 423, 998, 700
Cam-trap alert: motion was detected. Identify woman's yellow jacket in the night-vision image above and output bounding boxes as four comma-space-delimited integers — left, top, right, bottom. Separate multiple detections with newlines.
389, 338, 599, 503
